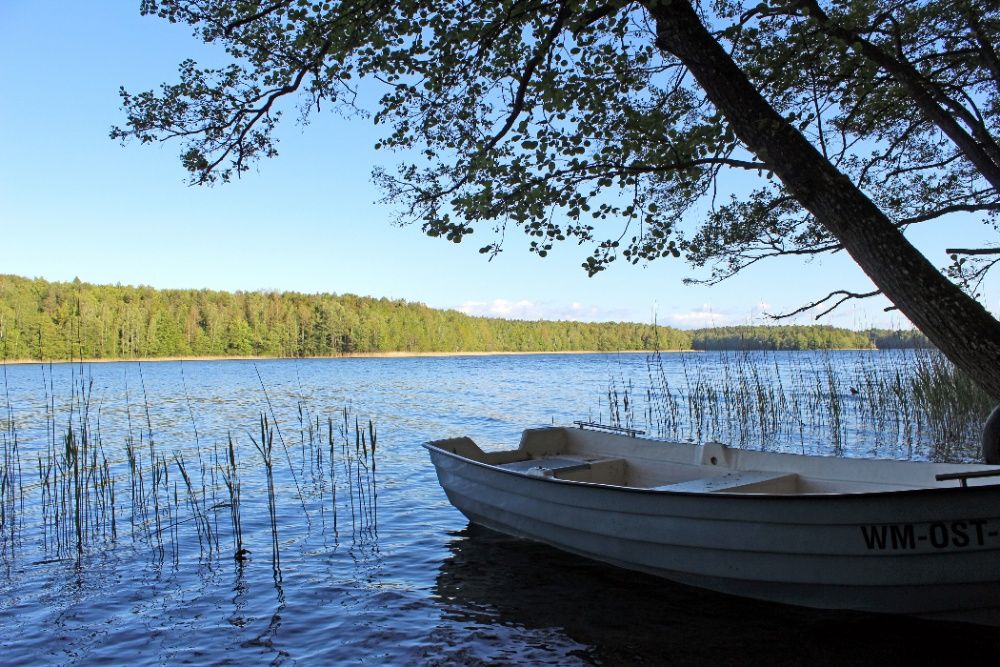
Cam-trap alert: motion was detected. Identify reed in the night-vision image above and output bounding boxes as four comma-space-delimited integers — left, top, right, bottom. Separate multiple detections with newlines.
1, 369, 21, 559
630, 349, 991, 461
14, 367, 121, 560
220, 432, 246, 561
253, 363, 309, 523
340, 408, 357, 537
249, 414, 281, 575
327, 416, 338, 538
0, 359, 380, 581
368, 419, 377, 531
174, 453, 211, 558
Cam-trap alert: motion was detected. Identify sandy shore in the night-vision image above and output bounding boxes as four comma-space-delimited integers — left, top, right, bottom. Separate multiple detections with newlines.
0, 349, 678, 366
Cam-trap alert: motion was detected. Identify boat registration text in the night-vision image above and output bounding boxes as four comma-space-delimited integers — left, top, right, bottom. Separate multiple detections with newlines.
860, 520, 998, 551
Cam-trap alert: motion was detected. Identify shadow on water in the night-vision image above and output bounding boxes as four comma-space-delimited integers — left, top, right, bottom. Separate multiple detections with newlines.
435, 525, 1000, 666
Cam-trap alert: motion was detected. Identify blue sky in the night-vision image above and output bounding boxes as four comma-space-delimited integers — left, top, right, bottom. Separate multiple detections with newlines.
1, 2, 993, 330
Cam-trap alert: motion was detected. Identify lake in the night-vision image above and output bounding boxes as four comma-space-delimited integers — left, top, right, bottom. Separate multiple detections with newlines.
1, 352, 999, 664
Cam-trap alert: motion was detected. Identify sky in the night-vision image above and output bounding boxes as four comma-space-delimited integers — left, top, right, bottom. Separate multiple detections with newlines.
1, 1, 995, 330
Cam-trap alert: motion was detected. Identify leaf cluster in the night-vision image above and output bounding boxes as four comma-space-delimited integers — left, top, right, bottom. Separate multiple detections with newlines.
113, 0, 767, 274
113, 1, 1000, 291
689, 0, 1000, 285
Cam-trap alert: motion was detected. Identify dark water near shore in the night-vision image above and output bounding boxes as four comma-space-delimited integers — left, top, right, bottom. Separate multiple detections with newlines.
1, 353, 999, 665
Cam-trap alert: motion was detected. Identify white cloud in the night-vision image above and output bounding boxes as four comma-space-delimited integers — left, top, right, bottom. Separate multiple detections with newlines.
458, 299, 545, 319
456, 299, 632, 322
669, 305, 727, 327
668, 302, 791, 328
456, 298, 892, 329
670, 312, 721, 326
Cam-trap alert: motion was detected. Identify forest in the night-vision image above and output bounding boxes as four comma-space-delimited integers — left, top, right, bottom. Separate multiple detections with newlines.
689, 327, 932, 351
0, 275, 926, 360
690, 326, 871, 351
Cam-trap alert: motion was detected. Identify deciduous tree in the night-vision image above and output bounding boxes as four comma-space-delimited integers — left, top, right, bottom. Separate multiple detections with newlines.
112, 1, 1000, 402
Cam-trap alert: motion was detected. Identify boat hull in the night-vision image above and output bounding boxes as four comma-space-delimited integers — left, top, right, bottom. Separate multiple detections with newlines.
427, 444, 1000, 624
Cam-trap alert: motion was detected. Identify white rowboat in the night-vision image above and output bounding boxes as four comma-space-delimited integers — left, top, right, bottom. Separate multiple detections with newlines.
425, 424, 1000, 625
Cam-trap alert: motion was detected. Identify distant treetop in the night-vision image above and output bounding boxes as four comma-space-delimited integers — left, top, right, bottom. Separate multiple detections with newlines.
0, 275, 924, 360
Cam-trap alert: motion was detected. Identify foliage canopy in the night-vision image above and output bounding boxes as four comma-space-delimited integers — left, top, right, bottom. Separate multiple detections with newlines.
115, 0, 1000, 291
112, 0, 1000, 407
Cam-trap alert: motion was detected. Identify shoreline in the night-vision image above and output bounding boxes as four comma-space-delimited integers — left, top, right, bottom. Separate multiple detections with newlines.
0, 349, 675, 366
0, 347, 891, 366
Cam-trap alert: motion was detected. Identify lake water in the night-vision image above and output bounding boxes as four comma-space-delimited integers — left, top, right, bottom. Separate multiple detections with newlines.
1, 352, 999, 664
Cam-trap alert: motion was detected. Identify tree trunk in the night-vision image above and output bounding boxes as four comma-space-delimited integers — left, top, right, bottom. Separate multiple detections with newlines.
645, 0, 1000, 403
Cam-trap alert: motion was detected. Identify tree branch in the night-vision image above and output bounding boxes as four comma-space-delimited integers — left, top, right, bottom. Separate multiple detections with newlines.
900, 203, 1000, 226
200, 38, 333, 182
966, 7, 1000, 96
483, 1, 572, 154
223, 1, 293, 37
572, 2, 623, 36
770, 289, 883, 320
796, 0, 1000, 193
947, 247, 1000, 256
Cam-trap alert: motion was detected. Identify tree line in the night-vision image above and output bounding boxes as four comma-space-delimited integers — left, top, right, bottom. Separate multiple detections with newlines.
0, 275, 688, 359
0, 275, 929, 360
113, 0, 1000, 402
688, 327, 933, 351
690, 326, 871, 351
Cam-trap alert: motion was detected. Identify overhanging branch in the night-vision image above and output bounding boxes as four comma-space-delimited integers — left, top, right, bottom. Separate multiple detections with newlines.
947, 247, 1000, 256
769, 289, 883, 320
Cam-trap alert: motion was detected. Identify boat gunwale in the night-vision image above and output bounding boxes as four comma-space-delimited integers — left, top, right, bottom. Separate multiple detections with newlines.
423, 441, 1000, 502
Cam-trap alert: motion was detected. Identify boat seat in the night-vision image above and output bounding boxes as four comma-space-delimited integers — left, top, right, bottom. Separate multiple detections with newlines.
498, 457, 627, 484
652, 471, 798, 494
499, 456, 596, 475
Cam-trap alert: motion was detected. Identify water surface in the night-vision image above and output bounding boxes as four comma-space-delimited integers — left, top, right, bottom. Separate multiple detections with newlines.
1, 353, 998, 664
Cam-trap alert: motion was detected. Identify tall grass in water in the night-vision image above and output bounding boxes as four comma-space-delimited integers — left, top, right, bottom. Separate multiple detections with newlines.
0, 367, 380, 573
627, 349, 992, 462
250, 414, 281, 577
907, 354, 993, 458
220, 433, 246, 561
35, 369, 119, 558
331, 407, 378, 540
1, 363, 23, 560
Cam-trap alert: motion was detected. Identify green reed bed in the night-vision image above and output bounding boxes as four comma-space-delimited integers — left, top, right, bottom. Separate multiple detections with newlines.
0, 364, 379, 571
611, 349, 992, 462
250, 414, 281, 575
220, 432, 246, 560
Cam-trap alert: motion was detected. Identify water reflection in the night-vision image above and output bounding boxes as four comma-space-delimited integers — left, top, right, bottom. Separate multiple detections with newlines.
3, 355, 998, 663
229, 564, 250, 628
436, 525, 1000, 665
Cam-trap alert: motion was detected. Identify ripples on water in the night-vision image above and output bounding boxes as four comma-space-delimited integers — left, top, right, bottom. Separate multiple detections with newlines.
1, 353, 999, 664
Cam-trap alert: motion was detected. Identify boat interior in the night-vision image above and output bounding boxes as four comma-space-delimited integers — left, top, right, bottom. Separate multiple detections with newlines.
428, 426, 1000, 495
